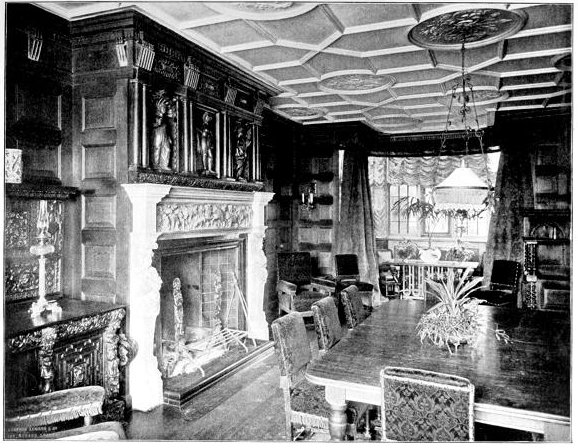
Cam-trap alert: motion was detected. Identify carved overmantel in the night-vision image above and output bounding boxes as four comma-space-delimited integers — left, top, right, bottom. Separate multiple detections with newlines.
122, 183, 273, 411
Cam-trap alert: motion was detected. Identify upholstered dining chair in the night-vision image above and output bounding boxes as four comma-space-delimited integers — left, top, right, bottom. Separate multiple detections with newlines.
271, 313, 360, 440
335, 254, 375, 307
380, 367, 475, 442
339, 285, 370, 329
5, 385, 106, 439
276, 252, 331, 317
473, 259, 522, 307
311, 296, 344, 356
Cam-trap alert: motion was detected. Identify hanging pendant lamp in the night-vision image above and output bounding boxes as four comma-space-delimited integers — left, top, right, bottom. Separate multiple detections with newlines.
433, 41, 491, 214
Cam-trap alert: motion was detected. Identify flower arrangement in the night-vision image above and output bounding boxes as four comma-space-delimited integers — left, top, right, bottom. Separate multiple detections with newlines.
416, 268, 483, 354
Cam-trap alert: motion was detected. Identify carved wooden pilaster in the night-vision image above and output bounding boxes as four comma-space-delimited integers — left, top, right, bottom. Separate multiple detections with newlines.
39, 327, 57, 394
524, 240, 538, 309
103, 308, 126, 398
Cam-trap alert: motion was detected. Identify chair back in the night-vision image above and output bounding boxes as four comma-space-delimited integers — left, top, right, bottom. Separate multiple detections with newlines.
271, 313, 312, 387
490, 260, 522, 294
277, 252, 312, 287
335, 254, 360, 282
311, 297, 343, 353
380, 367, 474, 441
339, 285, 365, 329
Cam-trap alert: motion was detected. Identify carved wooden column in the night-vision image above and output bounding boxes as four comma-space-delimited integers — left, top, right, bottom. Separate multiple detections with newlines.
246, 191, 275, 340
38, 327, 57, 394
102, 308, 126, 419
524, 240, 538, 309
121, 183, 171, 411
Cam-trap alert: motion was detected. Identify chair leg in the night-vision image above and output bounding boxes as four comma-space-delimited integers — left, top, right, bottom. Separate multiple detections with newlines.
83, 415, 93, 426
364, 408, 371, 439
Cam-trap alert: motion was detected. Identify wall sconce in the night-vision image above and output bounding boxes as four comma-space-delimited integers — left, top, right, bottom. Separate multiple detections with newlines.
115, 36, 128, 67
27, 28, 43, 62
135, 32, 155, 71
300, 182, 316, 211
184, 57, 200, 89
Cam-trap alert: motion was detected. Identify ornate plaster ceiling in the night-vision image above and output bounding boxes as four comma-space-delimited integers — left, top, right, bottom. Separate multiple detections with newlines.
40, 2, 572, 134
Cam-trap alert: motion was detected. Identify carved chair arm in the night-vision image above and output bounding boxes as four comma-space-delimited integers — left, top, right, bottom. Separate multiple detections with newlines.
277, 280, 298, 295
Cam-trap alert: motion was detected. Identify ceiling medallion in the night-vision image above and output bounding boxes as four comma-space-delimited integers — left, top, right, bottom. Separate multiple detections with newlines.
205, 2, 317, 21
318, 73, 396, 95
275, 106, 327, 120
372, 115, 422, 128
408, 6, 527, 50
437, 86, 508, 107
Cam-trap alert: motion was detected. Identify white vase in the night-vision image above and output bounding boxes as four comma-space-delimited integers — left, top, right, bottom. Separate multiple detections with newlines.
5, 148, 22, 183
419, 247, 441, 263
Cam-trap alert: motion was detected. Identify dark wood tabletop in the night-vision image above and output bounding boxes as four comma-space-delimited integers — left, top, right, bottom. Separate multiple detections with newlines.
5, 298, 125, 338
307, 299, 570, 419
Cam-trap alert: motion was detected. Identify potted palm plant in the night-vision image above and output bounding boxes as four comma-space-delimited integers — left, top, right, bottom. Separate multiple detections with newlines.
416, 268, 483, 354
392, 195, 444, 262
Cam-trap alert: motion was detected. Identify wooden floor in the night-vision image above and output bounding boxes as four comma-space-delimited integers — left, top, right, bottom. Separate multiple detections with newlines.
127, 352, 289, 441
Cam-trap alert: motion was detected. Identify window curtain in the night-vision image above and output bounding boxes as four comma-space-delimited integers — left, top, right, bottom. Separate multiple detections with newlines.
483, 144, 533, 284
334, 149, 382, 305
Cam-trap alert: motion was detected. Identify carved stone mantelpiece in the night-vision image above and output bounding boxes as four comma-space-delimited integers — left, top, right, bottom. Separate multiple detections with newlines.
122, 183, 274, 410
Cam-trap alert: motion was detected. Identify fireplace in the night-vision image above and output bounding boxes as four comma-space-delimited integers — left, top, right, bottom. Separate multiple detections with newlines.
156, 237, 248, 375
122, 183, 274, 411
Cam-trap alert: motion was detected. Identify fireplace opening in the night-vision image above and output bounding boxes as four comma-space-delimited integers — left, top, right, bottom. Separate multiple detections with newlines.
154, 236, 270, 407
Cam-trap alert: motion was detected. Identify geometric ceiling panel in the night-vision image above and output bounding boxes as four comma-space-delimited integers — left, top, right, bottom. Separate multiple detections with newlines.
204, 2, 317, 21
255, 6, 340, 46
437, 87, 509, 107
369, 51, 432, 73
408, 6, 528, 50
41, 2, 572, 135
305, 52, 374, 77
232, 46, 310, 68
190, 20, 269, 48
326, 3, 413, 29
331, 26, 417, 53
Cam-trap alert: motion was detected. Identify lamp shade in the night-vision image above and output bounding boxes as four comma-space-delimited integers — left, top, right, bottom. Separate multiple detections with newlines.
434, 160, 489, 211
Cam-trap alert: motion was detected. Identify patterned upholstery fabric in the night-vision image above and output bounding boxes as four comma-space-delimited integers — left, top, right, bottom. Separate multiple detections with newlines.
336, 254, 361, 278
271, 312, 360, 439
277, 252, 313, 287
340, 285, 368, 329
6, 386, 105, 428
380, 367, 474, 442
293, 290, 327, 313
311, 296, 343, 352
42, 421, 126, 440
271, 313, 312, 381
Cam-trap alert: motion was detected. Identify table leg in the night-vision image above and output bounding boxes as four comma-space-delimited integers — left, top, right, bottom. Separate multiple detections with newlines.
543, 422, 570, 442
326, 386, 347, 441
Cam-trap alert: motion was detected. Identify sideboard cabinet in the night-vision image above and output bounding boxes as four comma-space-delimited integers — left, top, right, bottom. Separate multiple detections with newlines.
5, 299, 130, 420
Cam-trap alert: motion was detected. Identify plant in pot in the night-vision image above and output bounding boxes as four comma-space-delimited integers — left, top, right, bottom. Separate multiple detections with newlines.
416, 268, 483, 354
392, 195, 445, 262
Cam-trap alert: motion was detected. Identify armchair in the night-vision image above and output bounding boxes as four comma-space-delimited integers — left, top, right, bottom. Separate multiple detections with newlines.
473, 260, 522, 307
276, 252, 332, 317
335, 254, 375, 307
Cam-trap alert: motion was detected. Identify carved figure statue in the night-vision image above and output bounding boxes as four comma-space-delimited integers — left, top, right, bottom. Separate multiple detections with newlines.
197, 112, 215, 174
233, 121, 250, 181
151, 91, 176, 171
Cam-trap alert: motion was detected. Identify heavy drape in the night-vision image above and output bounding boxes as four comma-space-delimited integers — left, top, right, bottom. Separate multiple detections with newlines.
483, 144, 533, 284
334, 149, 382, 305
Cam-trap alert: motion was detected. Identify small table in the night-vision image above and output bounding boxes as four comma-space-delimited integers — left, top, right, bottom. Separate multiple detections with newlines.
306, 300, 570, 441
392, 259, 479, 299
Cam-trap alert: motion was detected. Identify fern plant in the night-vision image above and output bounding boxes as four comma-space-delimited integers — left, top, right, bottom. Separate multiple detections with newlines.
416, 268, 483, 354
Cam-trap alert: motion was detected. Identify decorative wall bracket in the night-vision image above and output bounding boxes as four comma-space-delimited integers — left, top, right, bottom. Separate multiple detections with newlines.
135, 32, 155, 70
184, 57, 200, 89
27, 28, 43, 62
115, 36, 128, 67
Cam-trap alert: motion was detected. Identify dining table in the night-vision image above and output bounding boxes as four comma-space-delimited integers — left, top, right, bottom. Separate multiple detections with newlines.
305, 299, 570, 441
